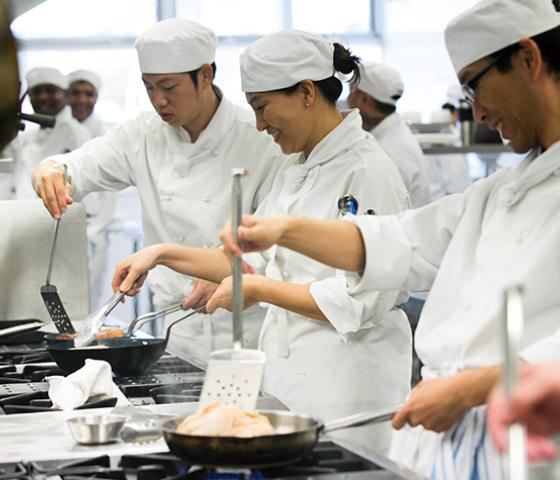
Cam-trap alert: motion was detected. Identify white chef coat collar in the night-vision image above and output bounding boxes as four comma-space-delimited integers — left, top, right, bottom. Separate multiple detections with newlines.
162, 87, 235, 153
305, 109, 367, 169
286, 109, 366, 193
502, 140, 560, 207
371, 112, 401, 137
55, 106, 73, 122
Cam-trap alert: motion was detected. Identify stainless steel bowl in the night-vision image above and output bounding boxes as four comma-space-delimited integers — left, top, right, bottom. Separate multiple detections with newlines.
67, 414, 126, 445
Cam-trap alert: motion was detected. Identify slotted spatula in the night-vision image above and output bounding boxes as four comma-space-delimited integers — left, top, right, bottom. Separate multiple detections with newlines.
198, 168, 265, 411
40, 218, 75, 333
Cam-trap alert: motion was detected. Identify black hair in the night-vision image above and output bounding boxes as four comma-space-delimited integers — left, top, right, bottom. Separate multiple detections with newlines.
491, 25, 560, 78
441, 102, 456, 113
372, 97, 396, 115
278, 42, 361, 105
187, 62, 217, 88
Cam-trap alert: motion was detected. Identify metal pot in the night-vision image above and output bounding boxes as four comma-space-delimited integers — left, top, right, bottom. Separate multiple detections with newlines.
162, 405, 400, 468
46, 308, 203, 377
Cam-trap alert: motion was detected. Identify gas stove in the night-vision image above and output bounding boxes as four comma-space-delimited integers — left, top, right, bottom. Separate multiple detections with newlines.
0, 341, 205, 414
0, 441, 398, 480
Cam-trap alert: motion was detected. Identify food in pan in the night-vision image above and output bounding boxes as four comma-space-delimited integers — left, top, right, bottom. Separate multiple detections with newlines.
55, 332, 77, 341
54, 327, 125, 342
94, 327, 125, 340
176, 401, 276, 437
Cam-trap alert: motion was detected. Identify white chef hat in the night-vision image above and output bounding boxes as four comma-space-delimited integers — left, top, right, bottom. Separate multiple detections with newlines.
67, 69, 102, 92
445, 0, 560, 74
355, 62, 404, 106
135, 19, 216, 74
25, 67, 68, 90
240, 30, 334, 93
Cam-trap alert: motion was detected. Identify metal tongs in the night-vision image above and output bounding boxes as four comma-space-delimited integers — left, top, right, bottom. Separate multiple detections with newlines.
74, 290, 129, 347
502, 286, 527, 480
125, 302, 184, 337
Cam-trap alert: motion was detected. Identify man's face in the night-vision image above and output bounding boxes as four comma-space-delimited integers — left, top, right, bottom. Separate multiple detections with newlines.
28, 83, 66, 116
347, 86, 376, 130
458, 52, 535, 153
67, 80, 97, 121
142, 72, 201, 129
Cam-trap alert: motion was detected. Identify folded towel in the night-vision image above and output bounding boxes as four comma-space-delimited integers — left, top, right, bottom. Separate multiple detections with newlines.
47, 359, 129, 410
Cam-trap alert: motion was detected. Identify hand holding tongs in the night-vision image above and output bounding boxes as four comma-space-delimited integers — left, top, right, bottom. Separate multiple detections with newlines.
74, 290, 130, 347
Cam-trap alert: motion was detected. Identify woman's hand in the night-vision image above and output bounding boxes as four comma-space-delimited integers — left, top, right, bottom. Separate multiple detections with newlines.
111, 245, 164, 296
220, 215, 289, 258
181, 279, 219, 310
205, 274, 263, 313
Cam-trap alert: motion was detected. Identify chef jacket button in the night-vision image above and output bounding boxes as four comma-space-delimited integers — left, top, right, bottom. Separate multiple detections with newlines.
161, 195, 172, 202
176, 236, 185, 243
202, 197, 210, 203
213, 149, 219, 156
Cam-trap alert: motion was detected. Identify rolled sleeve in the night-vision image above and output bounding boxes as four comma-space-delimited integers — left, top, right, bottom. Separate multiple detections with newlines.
310, 273, 400, 340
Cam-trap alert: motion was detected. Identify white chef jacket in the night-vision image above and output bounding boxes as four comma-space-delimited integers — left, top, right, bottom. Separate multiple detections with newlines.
246, 109, 412, 452
46, 93, 284, 365
371, 113, 432, 208
81, 112, 106, 139
78, 113, 117, 310
349, 141, 560, 476
8, 107, 91, 199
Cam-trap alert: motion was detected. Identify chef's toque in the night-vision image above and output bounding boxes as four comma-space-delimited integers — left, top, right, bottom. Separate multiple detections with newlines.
135, 19, 216, 74
445, 0, 560, 74
240, 30, 334, 93
26, 67, 68, 90
355, 62, 403, 106
68, 69, 102, 92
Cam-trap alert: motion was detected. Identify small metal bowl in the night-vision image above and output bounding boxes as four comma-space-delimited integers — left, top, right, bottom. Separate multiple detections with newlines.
67, 414, 126, 445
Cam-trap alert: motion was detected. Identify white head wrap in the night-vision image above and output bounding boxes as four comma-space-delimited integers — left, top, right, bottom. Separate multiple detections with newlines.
25, 67, 68, 90
240, 30, 334, 93
67, 69, 102, 92
445, 0, 560, 74
135, 19, 216, 74
356, 62, 403, 106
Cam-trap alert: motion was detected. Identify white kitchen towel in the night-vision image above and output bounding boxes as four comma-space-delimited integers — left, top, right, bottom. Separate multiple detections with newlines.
47, 359, 130, 410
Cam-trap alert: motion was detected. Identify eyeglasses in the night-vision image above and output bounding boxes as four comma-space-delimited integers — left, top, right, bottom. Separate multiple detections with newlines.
460, 54, 503, 106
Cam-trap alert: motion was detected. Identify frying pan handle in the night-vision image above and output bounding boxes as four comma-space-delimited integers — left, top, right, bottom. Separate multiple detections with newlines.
164, 306, 206, 343
322, 403, 403, 433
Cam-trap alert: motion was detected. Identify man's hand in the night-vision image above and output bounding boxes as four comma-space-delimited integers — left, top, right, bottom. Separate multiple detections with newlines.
392, 376, 471, 433
182, 279, 219, 310
220, 215, 289, 258
488, 362, 560, 461
112, 245, 163, 297
205, 274, 263, 313
32, 159, 73, 219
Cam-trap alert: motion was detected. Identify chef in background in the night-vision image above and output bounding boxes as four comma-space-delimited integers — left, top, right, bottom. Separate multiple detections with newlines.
67, 68, 116, 309
5, 67, 90, 199
31, 19, 283, 366
216, 0, 560, 476
113, 29, 412, 453
347, 62, 431, 207
67, 69, 105, 137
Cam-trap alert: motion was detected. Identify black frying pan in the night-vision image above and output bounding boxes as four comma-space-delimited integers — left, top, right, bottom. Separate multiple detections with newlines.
46, 307, 204, 377
162, 405, 401, 468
